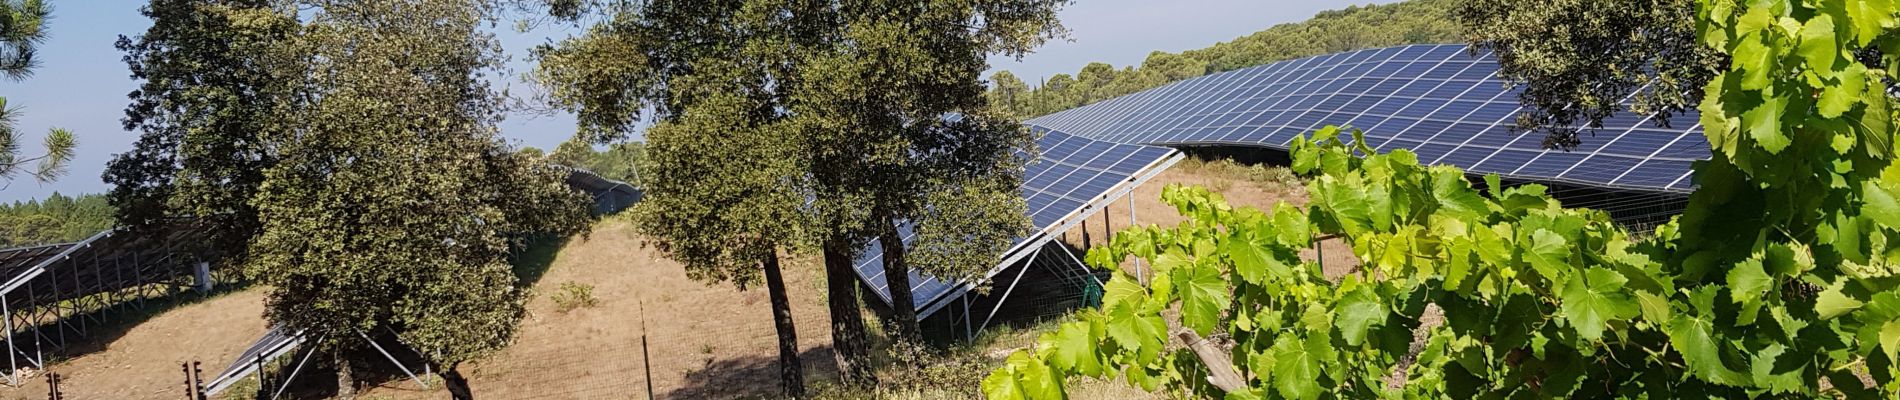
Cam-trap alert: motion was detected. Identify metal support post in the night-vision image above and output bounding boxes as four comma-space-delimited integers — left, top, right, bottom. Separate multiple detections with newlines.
976, 248, 1040, 334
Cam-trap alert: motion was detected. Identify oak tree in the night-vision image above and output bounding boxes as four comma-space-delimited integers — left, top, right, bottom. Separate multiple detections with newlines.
535, 0, 1062, 390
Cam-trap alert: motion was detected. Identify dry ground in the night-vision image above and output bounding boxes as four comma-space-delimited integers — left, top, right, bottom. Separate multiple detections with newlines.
0, 159, 1327, 400
0, 289, 271, 399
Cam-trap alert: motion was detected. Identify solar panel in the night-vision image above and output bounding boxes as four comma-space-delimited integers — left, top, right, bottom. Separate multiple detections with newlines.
1027, 44, 1707, 193
851, 128, 1180, 317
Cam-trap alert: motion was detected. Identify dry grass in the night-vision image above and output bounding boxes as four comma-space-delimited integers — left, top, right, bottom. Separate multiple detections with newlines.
0, 289, 271, 399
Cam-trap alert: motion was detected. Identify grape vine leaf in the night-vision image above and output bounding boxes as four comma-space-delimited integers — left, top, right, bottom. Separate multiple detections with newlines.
1727, 257, 1772, 325
1525, 229, 1570, 283
981, 364, 1024, 399
1863, 180, 1900, 227
1271, 333, 1328, 400
1818, 63, 1867, 118
1558, 267, 1639, 342
1335, 284, 1387, 346
1178, 261, 1231, 336
1746, 94, 1791, 153
1816, 279, 1864, 319
1798, 14, 1839, 71
1102, 272, 1146, 312
1734, 32, 1775, 90
1226, 227, 1286, 285
1848, 0, 1896, 46
1667, 286, 1748, 386
1045, 321, 1102, 376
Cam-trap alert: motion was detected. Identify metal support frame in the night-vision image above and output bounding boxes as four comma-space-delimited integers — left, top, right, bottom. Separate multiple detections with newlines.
0, 225, 208, 384
975, 247, 1041, 334
916, 151, 1186, 319
358, 330, 429, 389
268, 346, 320, 400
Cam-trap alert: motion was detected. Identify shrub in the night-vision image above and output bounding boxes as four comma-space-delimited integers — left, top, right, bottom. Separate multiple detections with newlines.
549, 281, 599, 313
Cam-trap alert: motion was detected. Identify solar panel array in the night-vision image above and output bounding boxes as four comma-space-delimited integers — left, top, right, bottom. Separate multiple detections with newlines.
1026, 44, 1708, 192
852, 128, 1178, 315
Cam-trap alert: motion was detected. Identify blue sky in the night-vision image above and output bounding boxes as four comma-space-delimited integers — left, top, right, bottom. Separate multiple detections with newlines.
1, 0, 1396, 203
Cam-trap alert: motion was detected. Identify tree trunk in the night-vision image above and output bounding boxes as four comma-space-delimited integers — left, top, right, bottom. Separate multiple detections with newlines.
441, 363, 474, 400
878, 226, 919, 342
762, 253, 806, 397
335, 354, 356, 400
822, 241, 875, 385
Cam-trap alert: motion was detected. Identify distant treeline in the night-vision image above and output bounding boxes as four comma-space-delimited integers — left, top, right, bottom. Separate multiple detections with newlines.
0, 192, 113, 248
989, 0, 1462, 119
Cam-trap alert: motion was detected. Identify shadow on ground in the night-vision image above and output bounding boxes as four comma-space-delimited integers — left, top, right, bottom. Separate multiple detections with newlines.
15, 281, 256, 368
512, 234, 575, 289
663, 346, 838, 399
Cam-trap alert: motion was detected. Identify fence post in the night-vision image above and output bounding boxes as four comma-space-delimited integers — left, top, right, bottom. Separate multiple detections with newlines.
641, 301, 654, 400
44, 371, 59, 400
182, 362, 193, 400
192, 361, 204, 400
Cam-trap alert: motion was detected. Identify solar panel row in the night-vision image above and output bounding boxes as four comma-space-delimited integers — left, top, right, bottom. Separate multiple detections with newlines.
1025, 44, 1706, 192
851, 128, 1178, 316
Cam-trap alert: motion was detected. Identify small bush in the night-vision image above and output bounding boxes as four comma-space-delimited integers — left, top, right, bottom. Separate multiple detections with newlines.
550, 281, 599, 313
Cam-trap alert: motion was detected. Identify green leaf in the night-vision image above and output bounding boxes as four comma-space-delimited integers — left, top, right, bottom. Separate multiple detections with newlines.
981, 364, 1025, 400
1816, 279, 1865, 319
1726, 257, 1772, 325
1045, 321, 1101, 376
1882, 319, 1900, 362
1667, 286, 1747, 386
1734, 32, 1775, 90
1430, 167, 1489, 217
1558, 267, 1639, 341
1105, 305, 1163, 352
1745, 94, 1791, 153
1334, 284, 1387, 346
1271, 334, 1325, 400
1749, 343, 1806, 393
1848, 0, 1896, 46
1635, 290, 1673, 325
1863, 180, 1900, 227
1101, 272, 1146, 312
1798, 14, 1839, 71
1271, 202, 1310, 247
1226, 229, 1286, 285
1818, 63, 1868, 118
1016, 352, 1065, 399
1177, 261, 1231, 336
1525, 229, 1570, 283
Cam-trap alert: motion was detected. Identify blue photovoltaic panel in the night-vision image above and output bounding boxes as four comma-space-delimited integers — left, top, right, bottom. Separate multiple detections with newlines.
851, 128, 1178, 315
1027, 44, 1708, 193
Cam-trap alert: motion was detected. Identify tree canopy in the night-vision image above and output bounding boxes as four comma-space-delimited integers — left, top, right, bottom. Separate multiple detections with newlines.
535, 0, 1062, 390
107, 1, 590, 398
0, 0, 72, 190
0, 192, 111, 248
105, 0, 295, 261
989, 0, 1463, 118
1458, 0, 1725, 150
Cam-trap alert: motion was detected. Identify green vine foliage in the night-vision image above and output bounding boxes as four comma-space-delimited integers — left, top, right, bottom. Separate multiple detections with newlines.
983, 0, 1900, 398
